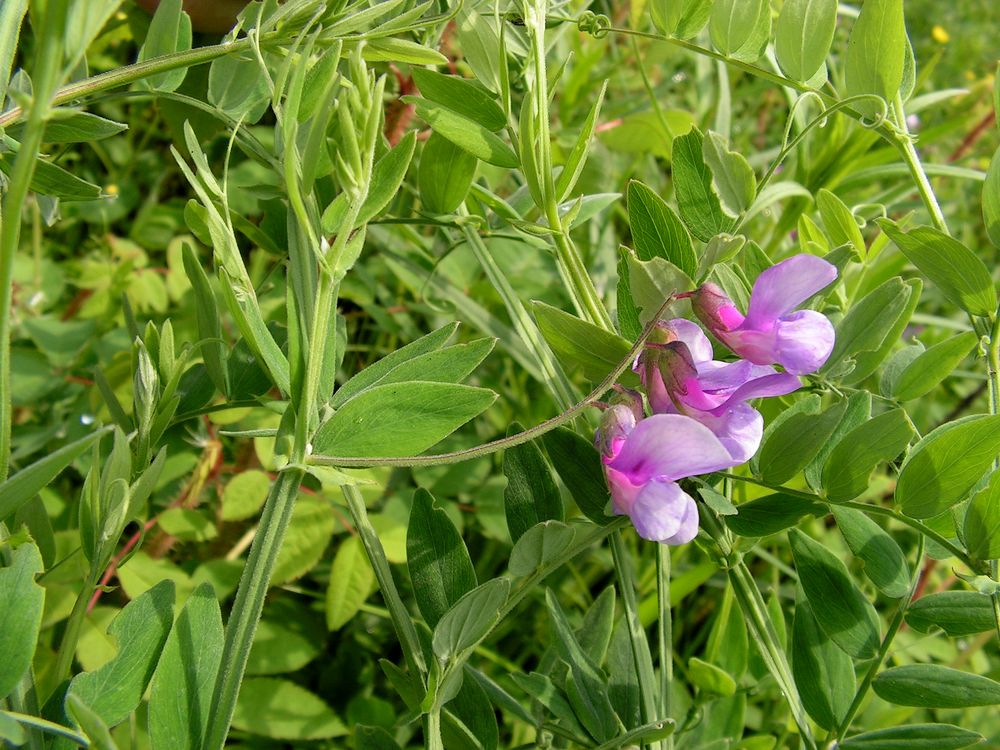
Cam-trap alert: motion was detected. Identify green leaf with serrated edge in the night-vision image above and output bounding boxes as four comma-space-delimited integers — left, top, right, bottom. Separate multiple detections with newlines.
0, 543, 44, 701
326, 536, 375, 631
847, 278, 921, 385
775, 0, 837, 82
433, 579, 509, 662
688, 657, 736, 696
873, 665, 1000, 708
671, 128, 733, 241
822, 408, 913, 502
503, 425, 563, 543
373, 339, 495, 389
626, 181, 698, 278
897, 415, 1000, 519
411, 69, 506, 131
757, 397, 845, 485
839, 724, 985, 750
844, 0, 906, 118
545, 589, 618, 743
407, 489, 477, 627
136, 0, 191, 92
314, 382, 496, 458
0, 427, 110, 521
533, 301, 634, 384
824, 277, 910, 375
68, 580, 175, 727
791, 598, 854, 731
555, 81, 607, 202
702, 131, 756, 215
790, 529, 881, 659
232, 678, 347, 739
148, 583, 222, 750
805, 391, 872, 491
616, 248, 642, 340
354, 131, 416, 227
508, 521, 575, 577
407, 98, 518, 167
817, 189, 866, 258
247, 598, 324, 675
831, 507, 910, 598
221, 470, 270, 522
985, 146, 1000, 248
892, 331, 977, 401
542, 427, 613, 526
332, 323, 457, 408
965, 470, 1000, 560
879, 220, 997, 318
270, 494, 334, 585
726, 494, 825, 537
418, 132, 478, 214
905, 591, 996, 636
710, 0, 770, 62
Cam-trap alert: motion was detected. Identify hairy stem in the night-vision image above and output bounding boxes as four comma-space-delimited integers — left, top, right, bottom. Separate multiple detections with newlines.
656, 545, 673, 750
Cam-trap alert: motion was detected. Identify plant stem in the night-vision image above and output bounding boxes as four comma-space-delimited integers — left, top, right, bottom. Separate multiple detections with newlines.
889, 94, 950, 234
656, 545, 673, 750
3, 711, 89, 747
0, 0, 67, 481
204, 467, 305, 750
50, 572, 98, 696
609, 531, 659, 744
986, 313, 1000, 644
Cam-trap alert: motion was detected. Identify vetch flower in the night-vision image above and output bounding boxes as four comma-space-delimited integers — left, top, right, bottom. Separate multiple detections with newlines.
692, 254, 837, 375
597, 409, 738, 545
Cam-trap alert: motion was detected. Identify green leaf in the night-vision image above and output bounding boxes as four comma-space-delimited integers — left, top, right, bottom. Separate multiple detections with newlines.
355, 131, 416, 227
671, 128, 733, 242
314, 382, 496, 457
0, 0, 27, 108
710, 0, 770, 62
66, 694, 118, 750
896, 415, 1000, 519
157, 508, 217, 542
965, 470, 1000, 560
270, 494, 335, 585
0, 146, 103, 200
68, 580, 175, 727
408, 98, 518, 168
533, 301, 633, 383
508, 520, 576, 577
136, 0, 192, 92
891, 331, 977, 401
326, 535, 375, 630
791, 598, 854, 731
433, 579, 510, 662
332, 323, 457, 408
817, 189, 866, 258
702, 131, 757, 216
878, 220, 997, 318
984, 146, 1000, 248
8, 110, 128, 144
418, 132, 478, 214
148, 583, 223, 750
445, 669, 499, 750
542, 427, 613, 526
822, 408, 914, 502
775, 0, 838, 82
231, 678, 347, 739
616, 248, 642, 340
371, 339, 495, 389
221, 469, 270, 522
555, 81, 607, 202
790, 529, 881, 659
0, 710, 25, 746
511, 672, 589, 740
757, 396, 845, 485
844, 0, 907, 118
181, 242, 227, 397
824, 277, 912, 375
0, 427, 110, 522
626, 252, 695, 325
839, 724, 985, 750
411, 69, 506, 131
361, 37, 447, 65
207, 52, 269, 121
905, 591, 997, 636
726, 493, 825, 537
831, 507, 910, 598
873, 665, 1000, 708
688, 657, 736, 697
626, 180, 697, 278
0, 542, 44, 701
247, 598, 325, 674
407, 488, 477, 627
503, 427, 563, 543
805, 391, 872, 492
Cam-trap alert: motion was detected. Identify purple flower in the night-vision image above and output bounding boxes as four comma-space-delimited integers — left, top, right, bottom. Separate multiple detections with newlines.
638, 319, 800, 463
692, 255, 837, 375
597, 408, 738, 545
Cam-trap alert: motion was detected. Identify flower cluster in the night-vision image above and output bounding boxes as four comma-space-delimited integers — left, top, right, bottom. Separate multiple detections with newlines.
597, 255, 837, 545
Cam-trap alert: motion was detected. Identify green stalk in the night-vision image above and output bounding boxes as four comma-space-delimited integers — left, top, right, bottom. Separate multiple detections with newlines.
49, 572, 99, 695
889, 94, 949, 234
987, 313, 1000, 644
204, 467, 305, 750
656, 545, 673, 750
3, 711, 89, 747
0, 0, 67, 481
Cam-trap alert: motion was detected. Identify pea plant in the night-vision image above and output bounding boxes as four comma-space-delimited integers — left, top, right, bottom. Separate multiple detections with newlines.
1, 0, 1000, 748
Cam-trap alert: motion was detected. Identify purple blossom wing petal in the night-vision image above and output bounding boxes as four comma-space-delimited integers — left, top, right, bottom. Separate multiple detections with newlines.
691, 403, 763, 464
665, 318, 714, 363
660, 494, 700, 545
773, 310, 837, 374
629, 479, 693, 543
744, 255, 838, 328
713, 373, 801, 413
606, 414, 737, 483
695, 360, 755, 393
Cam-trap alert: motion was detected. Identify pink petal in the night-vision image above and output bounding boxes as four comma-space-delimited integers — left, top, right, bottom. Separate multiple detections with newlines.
744, 255, 837, 328
773, 310, 836, 374
689, 403, 763, 464
606, 413, 737, 483
629, 479, 698, 543
712, 372, 801, 413
665, 318, 714, 363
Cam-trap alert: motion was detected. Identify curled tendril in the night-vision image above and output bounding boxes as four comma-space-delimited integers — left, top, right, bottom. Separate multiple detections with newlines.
577, 11, 611, 38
